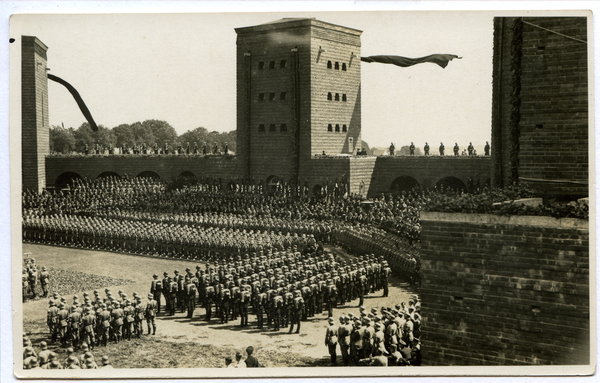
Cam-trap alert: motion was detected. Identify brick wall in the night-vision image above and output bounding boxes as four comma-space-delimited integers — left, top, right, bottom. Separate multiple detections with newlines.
420, 212, 590, 365
491, 17, 588, 198
367, 156, 492, 196
22, 36, 50, 192
45, 155, 242, 188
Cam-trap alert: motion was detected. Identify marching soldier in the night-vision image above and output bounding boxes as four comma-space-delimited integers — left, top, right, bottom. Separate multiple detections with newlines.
325, 317, 339, 365
185, 278, 197, 318
57, 303, 70, 345
205, 285, 215, 321
162, 272, 170, 314
47, 300, 59, 342
39, 266, 50, 298
240, 287, 251, 327
168, 277, 178, 316
134, 296, 145, 337
338, 316, 351, 366
288, 291, 304, 334
150, 274, 163, 314
145, 294, 157, 335
97, 303, 112, 347
68, 305, 82, 348
81, 307, 96, 350
111, 302, 124, 344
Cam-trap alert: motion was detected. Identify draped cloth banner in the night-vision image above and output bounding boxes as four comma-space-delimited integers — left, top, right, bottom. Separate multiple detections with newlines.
361, 54, 461, 69
47, 74, 99, 132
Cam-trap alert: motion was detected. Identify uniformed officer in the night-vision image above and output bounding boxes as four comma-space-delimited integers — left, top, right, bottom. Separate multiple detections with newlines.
97, 303, 112, 347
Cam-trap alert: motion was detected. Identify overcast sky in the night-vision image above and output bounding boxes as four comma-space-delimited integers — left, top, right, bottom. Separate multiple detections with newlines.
12, 12, 493, 148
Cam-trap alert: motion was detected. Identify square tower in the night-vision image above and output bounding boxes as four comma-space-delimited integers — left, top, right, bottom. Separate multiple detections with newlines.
22, 36, 50, 192
235, 18, 362, 183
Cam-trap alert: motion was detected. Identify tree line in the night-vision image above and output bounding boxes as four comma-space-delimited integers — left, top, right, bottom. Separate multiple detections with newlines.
49, 120, 237, 155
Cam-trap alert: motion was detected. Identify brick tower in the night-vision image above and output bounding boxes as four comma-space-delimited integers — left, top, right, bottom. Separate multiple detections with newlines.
21, 36, 50, 192
235, 18, 362, 184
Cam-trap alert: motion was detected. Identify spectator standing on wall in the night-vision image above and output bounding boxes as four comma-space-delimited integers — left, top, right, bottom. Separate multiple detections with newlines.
424, 142, 429, 156
439, 142, 444, 156
453, 143, 459, 156
389, 143, 395, 156
484, 141, 490, 156
409, 142, 415, 156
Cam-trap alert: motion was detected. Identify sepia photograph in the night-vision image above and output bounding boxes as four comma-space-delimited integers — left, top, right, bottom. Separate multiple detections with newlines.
8, 6, 595, 379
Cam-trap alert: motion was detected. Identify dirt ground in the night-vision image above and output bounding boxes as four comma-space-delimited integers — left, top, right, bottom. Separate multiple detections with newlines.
20, 243, 419, 366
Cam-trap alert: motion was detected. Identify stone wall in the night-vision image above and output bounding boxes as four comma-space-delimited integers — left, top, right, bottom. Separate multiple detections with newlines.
420, 212, 590, 365
45, 155, 242, 189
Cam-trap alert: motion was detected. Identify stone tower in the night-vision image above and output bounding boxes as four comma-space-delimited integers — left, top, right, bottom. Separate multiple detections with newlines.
235, 18, 362, 184
21, 36, 50, 192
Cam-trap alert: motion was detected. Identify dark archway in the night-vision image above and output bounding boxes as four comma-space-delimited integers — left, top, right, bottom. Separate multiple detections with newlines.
435, 176, 467, 193
136, 171, 160, 179
96, 171, 120, 180
179, 171, 196, 179
266, 175, 280, 194
390, 176, 421, 195
55, 172, 83, 190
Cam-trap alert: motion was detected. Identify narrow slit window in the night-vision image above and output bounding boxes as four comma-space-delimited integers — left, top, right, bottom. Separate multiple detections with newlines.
269, 93, 275, 101
342, 94, 347, 102
342, 63, 347, 71
280, 92, 287, 100
327, 92, 333, 101
258, 93, 265, 101
335, 124, 340, 132
258, 124, 265, 132
327, 61, 332, 69
280, 60, 287, 68
269, 124, 276, 132
258, 62, 265, 70
342, 124, 347, 132
335, 62, 340, 70
335, 93, 340, 101
280, 124, 287, 132
327, 124, 333, 132
269, 61, 275, 69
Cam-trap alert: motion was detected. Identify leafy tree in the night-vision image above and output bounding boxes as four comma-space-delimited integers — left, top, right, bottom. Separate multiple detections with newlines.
143, 120, 178, 147
130, 121, 155, 146
73, 122, 115, 152
112, 124, 135, 147
49, 125, 76, 154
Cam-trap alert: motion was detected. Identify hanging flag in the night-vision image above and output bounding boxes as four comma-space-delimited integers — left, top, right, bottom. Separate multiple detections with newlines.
47, 74, 99, 131
361, 54, 461, 69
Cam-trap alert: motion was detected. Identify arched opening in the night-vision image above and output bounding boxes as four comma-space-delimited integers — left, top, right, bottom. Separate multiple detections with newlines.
55, 172, 83, 190
179, 171, 196, 179
313, 184, 324, 198
390, 176, 421, 195
266, 175, 280, 194
136, 171, 160, 179
435, 176, 467, 194
96, 171, 120, 180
